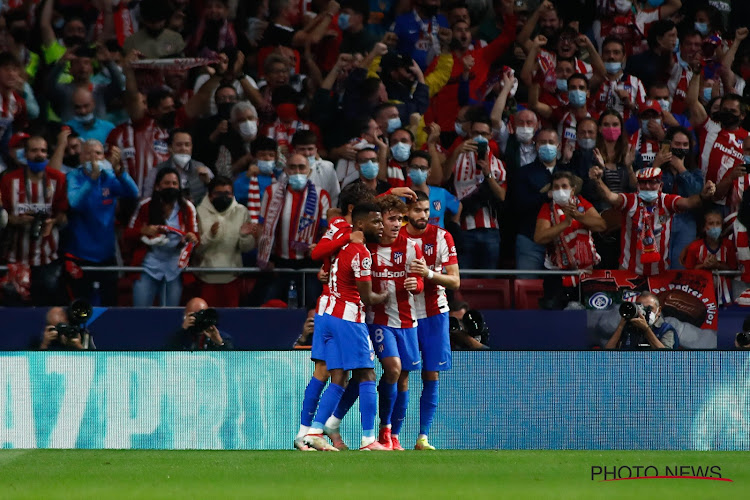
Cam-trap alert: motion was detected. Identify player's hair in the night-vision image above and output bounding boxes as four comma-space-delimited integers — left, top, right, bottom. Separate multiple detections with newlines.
389, 127, 414, 143
351, 202, 381, 223
567, 72, 589, 89
355, 147, 378, 163
167, 128, 191, 146
376, 194, 407, 216
251, 136, 278, 155
292, 129, 318, 147
208, 175, 233, 193
339, 182, 376, 214
637, 291, 660, 308
408, 150, 431, 166
408, 190, 430, 205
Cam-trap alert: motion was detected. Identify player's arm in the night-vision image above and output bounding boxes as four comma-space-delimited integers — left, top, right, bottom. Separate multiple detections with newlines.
357, 280, 388, 306
311, 229, 362, 261
406, 247, 425, 295
412, 260, 460, 290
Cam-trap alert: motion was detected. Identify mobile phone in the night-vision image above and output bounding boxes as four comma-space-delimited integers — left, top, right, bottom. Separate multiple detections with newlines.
660, 142, 671, 155
476, 141, 488, 159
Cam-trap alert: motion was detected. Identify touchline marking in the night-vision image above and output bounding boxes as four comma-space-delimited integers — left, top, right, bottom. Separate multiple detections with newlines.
601, 476, 733, 483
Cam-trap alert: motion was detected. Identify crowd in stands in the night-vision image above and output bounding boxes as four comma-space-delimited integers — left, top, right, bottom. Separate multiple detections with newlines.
0, 0, 750, 309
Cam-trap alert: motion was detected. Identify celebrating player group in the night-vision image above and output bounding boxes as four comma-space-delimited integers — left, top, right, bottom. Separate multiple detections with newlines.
294, 187, 460, 451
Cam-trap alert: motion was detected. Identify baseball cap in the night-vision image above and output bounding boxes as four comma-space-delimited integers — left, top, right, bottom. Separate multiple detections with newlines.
636, 167, 663, 181
639, 99, 663, 115
9, 132, 29, 149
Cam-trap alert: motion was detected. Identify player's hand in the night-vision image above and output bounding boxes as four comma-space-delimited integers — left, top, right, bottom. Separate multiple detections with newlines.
349, 230, 365, 244
404, 277, 419, 292
411, 258, 430, 278
389, 187, 418, 202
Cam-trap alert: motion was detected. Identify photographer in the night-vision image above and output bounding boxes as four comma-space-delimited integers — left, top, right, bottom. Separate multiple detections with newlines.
38, 302, 95, 350
605, 292, 677, 350
449, 300, 490, 350
167, 297, 233, 350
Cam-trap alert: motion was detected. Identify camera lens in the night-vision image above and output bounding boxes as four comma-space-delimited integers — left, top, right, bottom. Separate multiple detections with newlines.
619, 302, 637, 320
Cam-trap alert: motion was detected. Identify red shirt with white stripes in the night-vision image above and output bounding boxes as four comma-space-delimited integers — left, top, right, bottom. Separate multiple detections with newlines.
311, 216, 352, 314
400, 224, 458, 319
106, 118, 171, 196
453, 151, 507, 230
0, 91, 27, 139
367, 234, 424, 329
684, 237, 736, 305
696, 118, 748, 205
325, 242, 372, 323
555, 107, 599, 153
592, 74, 646, 123
0, 167, 68, 266
628, 129, 660, 168
386, 159, 410, 188
618, 192, 681, 276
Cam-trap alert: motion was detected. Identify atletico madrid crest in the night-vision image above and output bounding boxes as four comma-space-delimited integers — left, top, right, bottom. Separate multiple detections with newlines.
393, 251, 404, 264
424, 244, 434, 256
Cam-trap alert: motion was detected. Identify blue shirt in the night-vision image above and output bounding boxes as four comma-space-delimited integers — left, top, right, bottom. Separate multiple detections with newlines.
233, 173, 276, 207
426, 186, 460, 228
66, 167, 139, 262
391, 10, 449, 70
142, 204, 183, 282
66, 118, 116, 144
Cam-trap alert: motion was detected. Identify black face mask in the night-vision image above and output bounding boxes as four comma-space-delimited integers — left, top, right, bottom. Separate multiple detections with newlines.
211, 194, 233, 212
63, 35, 86, 48
671, 148, 689, 159
10, 26, 30, 45
714, 110, 741, 128
160, 187, 180, 203
64, 154, 80, 167
157, 111, 176, 130
217, 102, 235, 120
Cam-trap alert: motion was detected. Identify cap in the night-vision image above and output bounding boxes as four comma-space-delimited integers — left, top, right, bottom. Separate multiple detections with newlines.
381, 51, 412, 72
636, 167, 662, 180
639, 99, 662, 115
9, 132, 29, 149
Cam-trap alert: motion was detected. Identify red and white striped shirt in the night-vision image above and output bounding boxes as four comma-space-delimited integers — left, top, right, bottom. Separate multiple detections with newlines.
593, 74, 646, 123
618, 192, 681, 276
556, 107, 599, 153
0, 168, 68, 266
535, 50, 593, 87
366, 234, 424, 328
401, 224, 458, 319
106, 118, 171, 196
684, 237, 736, 305
628, 129, 660, 168
325, 242, 372, 323
260, 183, 330, 261
0, 90, 27, 140
453, 151, 506, 230
668, 66, 691, 116
697, 118, 748, 205
386, 159, 410, 188
312, 216, 352, 315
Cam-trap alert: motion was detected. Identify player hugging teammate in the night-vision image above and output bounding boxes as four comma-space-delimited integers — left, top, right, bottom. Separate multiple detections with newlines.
296, 190, 460, 451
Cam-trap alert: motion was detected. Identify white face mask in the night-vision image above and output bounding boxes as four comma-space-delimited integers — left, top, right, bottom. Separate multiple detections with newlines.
239, 120, 258, 139
173, 153, 191, 167
552, 188, 571, 206
516, 126, 535, 143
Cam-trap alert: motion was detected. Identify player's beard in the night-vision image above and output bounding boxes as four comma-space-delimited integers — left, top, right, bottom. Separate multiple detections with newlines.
364, 229, 382, 244
410, 220, 428, 230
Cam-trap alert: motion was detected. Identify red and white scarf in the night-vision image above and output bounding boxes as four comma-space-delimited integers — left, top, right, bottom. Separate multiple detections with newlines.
246, 176, 262, 224
453, 151, 506, 201
549, 198, 599, 286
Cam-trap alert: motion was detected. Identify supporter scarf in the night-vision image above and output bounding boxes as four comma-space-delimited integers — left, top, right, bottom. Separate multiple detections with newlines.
549, 199, 599, 286
246, 176, 262, 224
269, 119, 308, 148
637, 203, 661, 264
453, 151, 505, 201
140, 226, 196, 269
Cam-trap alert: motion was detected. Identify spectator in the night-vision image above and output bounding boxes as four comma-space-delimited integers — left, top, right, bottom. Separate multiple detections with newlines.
195, 177, 257, 307
191, 84, 240, 173
338, 0, 379, 56
187, 0, 238, 57
684, 210, 737, 306
264, 85, 322, 159
392, 0, 449, 70
191, 50, 263, 118
379, 52, 430, 120
65, 139, 138, 306
292, 129, 340, 207
126, 167, 199, 307
0, 52, 27, 152
233, 136, 281, 220
592, 37, 647, 124
61, 131, 83, 173
334, 117, 382, 188
38, 0, 89, 66
167, 297, 233, 350
630, 99, 667, 170
64, 88, 115, 144
449, 300, 489, 350
144, 129, 213, 205
123, 1, 186, 58
38, 306, 95, 350
408, 151, 460, 229
626, 20, 679, 90
495, 107, 539, 175
385, 128, 416, 188
352, 147, 390, 195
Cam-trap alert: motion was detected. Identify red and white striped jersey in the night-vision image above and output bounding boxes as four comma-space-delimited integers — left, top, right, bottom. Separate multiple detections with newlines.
260, 183, 330, 261
696, 118, 748, 205
556, 107, 599, 153
683, 237, 736, 305
312, 216, 352, 314
453, 151, 506, 230
0, 90, 27, 139
593, 74, 646, 123
535, 50, 593, 85
325, 242, 372, 323
628, 129, 660, 167
618, 192, 681, 276
0, 167, 68, 266
668, 66, 691, 116
105, 118, 171, 196
386, 159, 410, 188
400, 224, 458, 319
366, 234, 424, 328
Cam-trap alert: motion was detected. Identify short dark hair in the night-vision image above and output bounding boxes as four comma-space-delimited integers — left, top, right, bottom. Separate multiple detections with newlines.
208, 175, 233, 193
355, 147, 378, 162
291, 129, 317, 147
216, 83, 238, 97
389, 127, 414, 142
409, 190, 430, 204
0, 51, 21, 69
373, 102, 398, 119
647, 20, 676, 50
470, 115, 492, 129
567, 72, 588, 89
352, 202, 381, 223
342, 0, 369, 17
602, 36, 625, 53
721, 93, 746, 114
339, 182, 376, 214
168, 128, 191, 145
408, 150, 431, 165
146, 88, 173, 110
251, 136, 278, 155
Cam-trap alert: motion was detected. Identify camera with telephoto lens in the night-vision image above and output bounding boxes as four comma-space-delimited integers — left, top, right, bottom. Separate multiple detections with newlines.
55, 299, 93, 338
463, 309, 490, 345
192, 308, 219, 332
29, 209, 49, 240
736, 318, 750, 348
618, 302, 651, 349
619, 301, 637, 320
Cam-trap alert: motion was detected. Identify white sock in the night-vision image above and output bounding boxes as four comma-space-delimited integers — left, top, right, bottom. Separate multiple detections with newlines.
418, 433, 428, 441
296, 425, 309, 439
325, 416, 342, 430
361, 436, 375, 447
380, 424, 392, 430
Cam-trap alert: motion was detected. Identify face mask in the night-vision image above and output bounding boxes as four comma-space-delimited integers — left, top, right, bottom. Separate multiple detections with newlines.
158, 111, 176, 129
538, 144, 558, 163
715, 110, 740, 128
673, 37, 680, 54
670, 148, 689, 159
63, 35, 86, 47
657, 99, 671, 113
745, 155, 750, 164
637, 305, 657, 326
217, 102, 235, 120
706, 226, 722, 240
703, 87, 712, 102
648, 0, 664, 7
552, 188, 571, 205
614, 0, 632, 12
27, 159, 49, 173
63, 154, 80, 167
387, 116, 402, 133
173, 153, 191, 167
578, 137, 596, 150
474, 135, 489, 145
641, 118, 661, 136
695, 22, 709, 36
211, 194, 233, 212
338, 13, 350, 30
602, 126, 622, 142
391, 142, 411, 162
605, 61, 622, 74
288, 173, 308, 191
359, 160, 380, 179
74, 112, 95, 125
568, 89, 587, 108
454, 121, 466, 137
408, 168, 428, 185
516, 126, 535, 143
258, 160, 275, 175
160, 187, 180, 203
556, 79, 568, 92
15, 148, 26, 165
84, 159, 113, 173
638, 189, 658, 203
307, 155, 317, 165
276, 103, 297, 122
239, 120, 258, 139
10, 26, 30, 45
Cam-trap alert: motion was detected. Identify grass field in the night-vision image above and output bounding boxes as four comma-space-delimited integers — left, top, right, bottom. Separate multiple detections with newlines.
1, 450, 749, 499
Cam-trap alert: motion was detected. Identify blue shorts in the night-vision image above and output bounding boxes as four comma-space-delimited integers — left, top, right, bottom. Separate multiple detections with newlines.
325, 315, 375, 371
417, 313, 452, 371
368, 324, 421, 371
310, 313, 330, 362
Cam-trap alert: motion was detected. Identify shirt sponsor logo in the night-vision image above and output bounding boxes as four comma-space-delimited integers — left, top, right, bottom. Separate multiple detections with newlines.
373, 270, 406, 279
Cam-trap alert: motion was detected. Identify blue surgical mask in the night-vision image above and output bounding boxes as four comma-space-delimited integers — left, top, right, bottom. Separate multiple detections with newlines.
638, 189, 658, 203
390, 142, 411, 162
538, 144, 558, 163
74, 112, 95, 125
15, 148, 26, 165
307, 155, 317, 166
605, 61, 622, 75
454, 121, 466, 137
257, 160, 275, 175
648, 0, 664, 7
641, 118, 661, 136
695, 22, 709, 36
408, 168, 428, 185
556, 79, 568, 92
578, 137, 596, 150
387, 117, 402, 133
27, 159, 49, 173
744, 155, 750, 164
84, 159, 113, 173
703, 87, 712, 102
673, 37, 680, 54
706, 226, 722, 240
474, 135, 489, 145
337, 12, 350, 30
568, 89, 587, 108
288, 173, 308, 191
359, 160, 380, 179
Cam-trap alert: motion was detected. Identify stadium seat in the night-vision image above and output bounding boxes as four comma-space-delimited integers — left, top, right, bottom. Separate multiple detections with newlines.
455, 279, 512, 309
513, 279, 545, 310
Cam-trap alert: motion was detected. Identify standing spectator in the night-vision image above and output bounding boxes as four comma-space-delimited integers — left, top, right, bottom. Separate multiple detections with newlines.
186, 0, 238, 57
143, 129, 212, 205
391, 0, 449, 71
625, 20, 680, 91
61, 132, 83, 173
38, 0, 88, 66
123, 1, 186, 59
334, 117, 382, 188
338, 0, 379, 55
190, 84, 240, 170
407, 150, 460, 229
64, 88, 115, 144
0, 136, 68, 306
65, 140, 138, 306
630, 99, 666, 170
263, 85, 322, 159
233, 137, 281, 220
379, 52, 430, 121
592, 37, 647, 124
0, 52, 27, 152
292, 129, 340, 207
385, 128, 415, 188
353, 147, 391, 195
195, 177, 257, 307
684, 210, 737, 305
126, 167, 199, 307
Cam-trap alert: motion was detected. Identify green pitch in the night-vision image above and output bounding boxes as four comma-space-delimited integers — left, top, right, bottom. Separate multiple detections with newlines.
1, 450, 749, 499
